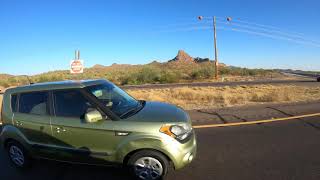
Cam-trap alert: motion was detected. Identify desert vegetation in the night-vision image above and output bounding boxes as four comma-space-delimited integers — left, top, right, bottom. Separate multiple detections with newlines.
127, 85, 320, 110
0, 62, 278, 88
0, 50, 283, 88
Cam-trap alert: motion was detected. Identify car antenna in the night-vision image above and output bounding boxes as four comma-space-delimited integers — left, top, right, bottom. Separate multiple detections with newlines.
23, 75, 34, 85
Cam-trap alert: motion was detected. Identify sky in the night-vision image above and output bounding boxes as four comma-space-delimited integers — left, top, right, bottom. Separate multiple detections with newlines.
0, 0, 320, 75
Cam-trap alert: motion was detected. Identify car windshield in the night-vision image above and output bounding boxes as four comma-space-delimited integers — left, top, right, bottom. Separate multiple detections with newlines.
86, 82, 140, 117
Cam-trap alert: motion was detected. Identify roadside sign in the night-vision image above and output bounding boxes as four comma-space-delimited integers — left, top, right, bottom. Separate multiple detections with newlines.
70, 60, 84, 74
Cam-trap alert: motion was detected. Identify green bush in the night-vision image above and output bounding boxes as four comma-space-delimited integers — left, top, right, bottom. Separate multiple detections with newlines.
159, 71, 180, 83
0, 81, 9, 88
191, 66, 215, 79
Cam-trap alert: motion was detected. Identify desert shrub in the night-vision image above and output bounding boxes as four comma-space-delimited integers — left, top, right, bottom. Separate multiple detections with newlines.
219, 67, 231, 75
119, 67, 181, 85
136, 67, 161, 84
191, 66, 215, 79
7, 77, 18, 84
120, 67, 161, 85
159, 71, 180, 83
37, 76, 51, 83
0, 81, 9, 88
120, 75, 139, 85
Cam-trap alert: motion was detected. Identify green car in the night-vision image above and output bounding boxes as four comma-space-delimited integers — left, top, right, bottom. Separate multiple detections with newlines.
0, 79, 197, 180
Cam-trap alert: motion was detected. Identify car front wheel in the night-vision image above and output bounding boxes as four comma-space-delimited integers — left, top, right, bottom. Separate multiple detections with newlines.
128, 150, 170, 180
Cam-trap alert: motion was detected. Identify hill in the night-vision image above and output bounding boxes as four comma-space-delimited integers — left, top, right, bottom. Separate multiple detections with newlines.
168, 50, 194, 63
0, 74, 13, 79
0, 50, 276, 87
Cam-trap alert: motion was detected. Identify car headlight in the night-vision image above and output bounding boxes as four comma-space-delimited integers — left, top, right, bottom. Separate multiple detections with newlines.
160, 124, 193, 143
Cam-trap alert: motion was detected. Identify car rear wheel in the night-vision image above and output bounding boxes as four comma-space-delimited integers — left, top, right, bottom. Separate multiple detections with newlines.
317, 77, 320, 82
128, 150, 170, 180
6, 141, 31, 169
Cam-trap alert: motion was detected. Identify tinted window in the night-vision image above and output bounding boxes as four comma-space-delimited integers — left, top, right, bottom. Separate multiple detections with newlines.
19, 92, 48, 115
86, 82, 140, 117
11, 94, 17, 112
53, 90, 92, 118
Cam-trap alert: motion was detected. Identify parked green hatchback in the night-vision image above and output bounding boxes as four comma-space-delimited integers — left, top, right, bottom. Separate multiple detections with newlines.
0, 79, 197, 180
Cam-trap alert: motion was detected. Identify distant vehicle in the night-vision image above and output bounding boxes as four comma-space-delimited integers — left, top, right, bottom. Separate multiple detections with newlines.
0, 79, 197, 180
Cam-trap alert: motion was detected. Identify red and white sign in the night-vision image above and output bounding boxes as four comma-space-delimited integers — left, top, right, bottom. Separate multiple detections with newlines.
70, 60, 84, 74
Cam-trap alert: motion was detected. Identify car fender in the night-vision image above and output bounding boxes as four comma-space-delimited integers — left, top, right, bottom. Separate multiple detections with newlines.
113, 134, 175, 165
0, 125, 31, 151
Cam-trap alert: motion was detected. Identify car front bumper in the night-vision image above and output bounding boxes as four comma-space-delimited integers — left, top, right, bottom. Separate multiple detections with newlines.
162, 130, 197, 170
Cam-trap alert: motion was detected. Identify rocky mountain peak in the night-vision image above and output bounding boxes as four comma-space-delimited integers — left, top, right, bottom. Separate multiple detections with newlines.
170, 50, 194, 63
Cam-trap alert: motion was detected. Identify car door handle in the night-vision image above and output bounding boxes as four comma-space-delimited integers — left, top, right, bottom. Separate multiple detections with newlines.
115, 131, 130, 136
15, 121, 23, 126
55, 127, 66, 133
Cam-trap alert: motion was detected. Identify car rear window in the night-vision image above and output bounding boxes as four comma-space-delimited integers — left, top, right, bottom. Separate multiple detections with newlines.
19, 92, 48, 115
11, 94, 17, 112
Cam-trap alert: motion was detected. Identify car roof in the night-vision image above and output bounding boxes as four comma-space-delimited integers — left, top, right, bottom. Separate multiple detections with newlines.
5, 79, 107, 94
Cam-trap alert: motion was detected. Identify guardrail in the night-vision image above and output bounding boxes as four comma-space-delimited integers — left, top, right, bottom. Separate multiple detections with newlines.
281, 71, 319, 78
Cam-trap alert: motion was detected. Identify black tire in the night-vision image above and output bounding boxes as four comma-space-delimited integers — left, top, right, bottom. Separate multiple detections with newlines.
127, 150, 170, 180
317, 77, 320, 82
6, 141, 31, 169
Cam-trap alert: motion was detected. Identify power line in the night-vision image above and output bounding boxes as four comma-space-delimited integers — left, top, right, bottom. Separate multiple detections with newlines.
216, 20, 320, 45
152, 17, 320, 47
153, 26, 211, 33
215, 16, 305, 36
154, 21, 209, 30
216, 20, 305, 39
217, 26, 320, 48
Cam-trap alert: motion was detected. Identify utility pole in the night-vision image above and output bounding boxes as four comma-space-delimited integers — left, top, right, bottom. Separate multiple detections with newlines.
213, 16, 219, 80
198, 16, 219, 80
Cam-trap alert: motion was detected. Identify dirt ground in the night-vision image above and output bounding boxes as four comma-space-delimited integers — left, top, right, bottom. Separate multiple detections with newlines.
128, 84, 320, 110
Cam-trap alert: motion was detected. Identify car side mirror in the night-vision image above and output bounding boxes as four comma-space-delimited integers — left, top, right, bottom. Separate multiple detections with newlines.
84, 109, 103, 123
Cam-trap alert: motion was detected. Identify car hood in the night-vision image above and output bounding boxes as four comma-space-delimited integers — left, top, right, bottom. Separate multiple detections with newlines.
125, 101, 191, 123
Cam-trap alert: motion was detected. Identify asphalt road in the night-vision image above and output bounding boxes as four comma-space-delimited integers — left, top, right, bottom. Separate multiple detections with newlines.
122, 79, 319, 90
1, 101, 320, 180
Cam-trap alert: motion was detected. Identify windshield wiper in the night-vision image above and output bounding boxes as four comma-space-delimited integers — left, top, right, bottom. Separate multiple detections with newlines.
120, 102, 144, 118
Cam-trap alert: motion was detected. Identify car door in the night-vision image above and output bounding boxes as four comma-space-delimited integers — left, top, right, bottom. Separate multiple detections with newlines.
50, 89, 120, 164
13, 91, 54, 157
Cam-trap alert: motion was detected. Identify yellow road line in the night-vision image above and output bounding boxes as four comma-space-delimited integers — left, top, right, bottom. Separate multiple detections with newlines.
193, 112, 320, 129
0, 113, 319, 128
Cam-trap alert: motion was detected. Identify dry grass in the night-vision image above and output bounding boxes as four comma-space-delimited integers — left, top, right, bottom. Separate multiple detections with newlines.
127, 85, 320, 110
0, 85, 319, 115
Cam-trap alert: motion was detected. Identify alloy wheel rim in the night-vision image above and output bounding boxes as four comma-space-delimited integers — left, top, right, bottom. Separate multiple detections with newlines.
134, 157, 163, 180
9, 145, 25, 166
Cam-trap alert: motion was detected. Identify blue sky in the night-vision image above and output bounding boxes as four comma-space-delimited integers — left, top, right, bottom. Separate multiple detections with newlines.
0, 0, 320, 75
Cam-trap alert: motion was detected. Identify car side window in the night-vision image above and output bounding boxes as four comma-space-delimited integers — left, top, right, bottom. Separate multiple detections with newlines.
53, 90, 92, 118
11, 94, 17, 112
19, 92, 48, 115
